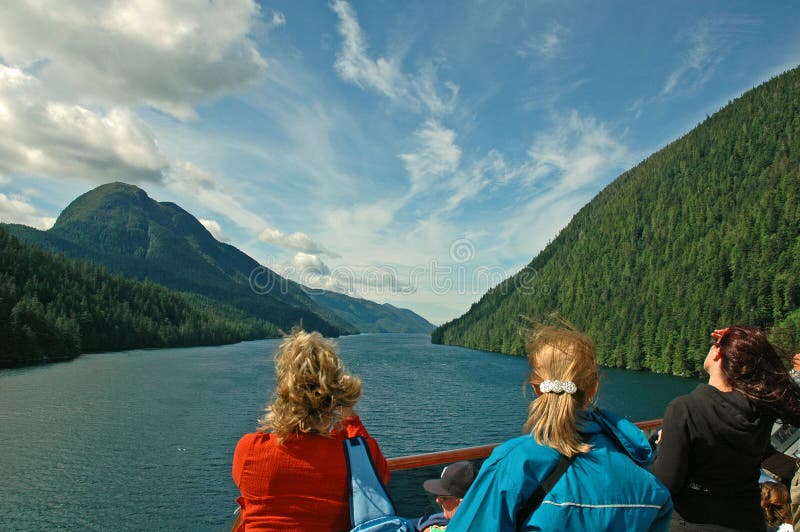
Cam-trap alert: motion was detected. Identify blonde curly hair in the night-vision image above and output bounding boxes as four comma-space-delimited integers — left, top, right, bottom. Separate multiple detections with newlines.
258, 330, 361, 442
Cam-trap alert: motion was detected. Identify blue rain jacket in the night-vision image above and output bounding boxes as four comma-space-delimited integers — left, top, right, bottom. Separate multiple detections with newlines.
447, 408, 672, 531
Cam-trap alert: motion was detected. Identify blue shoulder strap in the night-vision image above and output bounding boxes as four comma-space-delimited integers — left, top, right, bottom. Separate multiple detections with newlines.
344, 436, 396, 528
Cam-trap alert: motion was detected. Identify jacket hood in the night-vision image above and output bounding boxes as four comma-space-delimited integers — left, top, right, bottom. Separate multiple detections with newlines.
691, 383, 767, 445
580, 408, 654, 466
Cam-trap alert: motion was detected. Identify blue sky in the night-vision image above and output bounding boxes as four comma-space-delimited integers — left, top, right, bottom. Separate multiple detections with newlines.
1, 1, 799, 325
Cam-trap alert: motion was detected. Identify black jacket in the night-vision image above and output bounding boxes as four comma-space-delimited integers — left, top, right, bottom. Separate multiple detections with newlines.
654, 384, 773, 531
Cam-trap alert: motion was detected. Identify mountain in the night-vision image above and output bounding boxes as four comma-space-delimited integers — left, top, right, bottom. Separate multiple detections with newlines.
4, 182, 433, 336
4, 182, 350, 336
433, 66, 800, 376
0, 226, 278, 367
309, 291, 435, 333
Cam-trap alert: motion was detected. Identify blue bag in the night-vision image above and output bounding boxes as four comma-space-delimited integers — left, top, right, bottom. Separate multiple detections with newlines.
344, 436, 416, 532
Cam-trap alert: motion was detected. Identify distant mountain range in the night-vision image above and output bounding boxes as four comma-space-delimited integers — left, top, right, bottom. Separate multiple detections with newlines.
433, 66, 800, 376
4, 182, 434, 339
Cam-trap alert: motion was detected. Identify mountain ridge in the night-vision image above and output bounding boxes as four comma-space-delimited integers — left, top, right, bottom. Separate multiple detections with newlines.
432, 66, 800, 375
4, 182, 433, 336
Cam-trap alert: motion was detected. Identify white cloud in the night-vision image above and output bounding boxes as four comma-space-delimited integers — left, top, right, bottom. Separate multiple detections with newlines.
264, 8, 286, 28
331, 0, 458, 116
662, 16, 757, 96
331, 0, 406, 100
479, 110, 631, 264
167, 161, 267, 232
527, 110, 630, 190
0, 0, 268, 120
441, 150, 504, 212
518, 22, 568, 60
258, 227, 339, 258
412, 64, 460, 117
0, 193, 56, 229
399, 120, 461, 194
0, 64, 168, 183
291, 252, 330, 276
166, 161, 340, 259
199, 219, 229, 242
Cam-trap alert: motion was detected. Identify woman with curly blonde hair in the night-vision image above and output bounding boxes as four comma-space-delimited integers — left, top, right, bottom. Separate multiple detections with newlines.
232, 330, 388, 531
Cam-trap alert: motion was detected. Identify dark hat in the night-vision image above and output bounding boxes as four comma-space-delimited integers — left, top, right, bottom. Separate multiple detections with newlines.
422, 461, 478, 499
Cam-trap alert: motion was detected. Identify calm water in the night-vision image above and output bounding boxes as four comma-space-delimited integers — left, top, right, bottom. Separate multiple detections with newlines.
0, 334, 699, 531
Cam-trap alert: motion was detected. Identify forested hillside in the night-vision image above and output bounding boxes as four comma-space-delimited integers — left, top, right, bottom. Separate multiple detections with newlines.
309, 291, 435, 333
0, 227, 278, 367
3, 183, 353, 337
433, 66, 800, 376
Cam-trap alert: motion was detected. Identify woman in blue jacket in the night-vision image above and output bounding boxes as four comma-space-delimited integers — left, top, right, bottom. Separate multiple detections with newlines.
448, 324, 673, 531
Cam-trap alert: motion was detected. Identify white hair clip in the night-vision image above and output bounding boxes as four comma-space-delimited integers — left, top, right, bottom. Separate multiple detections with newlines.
539, 379, 578, 394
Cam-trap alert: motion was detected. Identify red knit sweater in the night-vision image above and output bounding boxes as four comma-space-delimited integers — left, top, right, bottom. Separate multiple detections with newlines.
232, 416, 389, 531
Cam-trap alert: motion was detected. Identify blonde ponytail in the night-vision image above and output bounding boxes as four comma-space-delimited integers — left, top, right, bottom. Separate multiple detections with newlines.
523, 324, 598, 457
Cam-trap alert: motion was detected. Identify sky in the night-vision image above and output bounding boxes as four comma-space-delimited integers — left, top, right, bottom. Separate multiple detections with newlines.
1, 1, 799, 325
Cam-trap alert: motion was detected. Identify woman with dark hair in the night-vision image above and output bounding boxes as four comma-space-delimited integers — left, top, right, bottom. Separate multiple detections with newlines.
654, 326, 800, 531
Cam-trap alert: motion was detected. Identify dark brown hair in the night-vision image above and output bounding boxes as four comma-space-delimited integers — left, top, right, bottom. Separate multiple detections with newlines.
716, 325, 800, 425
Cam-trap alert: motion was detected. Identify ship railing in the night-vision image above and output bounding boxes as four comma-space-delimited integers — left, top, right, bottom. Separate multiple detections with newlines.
385, 418, 663, 516
229, 418, 664, 530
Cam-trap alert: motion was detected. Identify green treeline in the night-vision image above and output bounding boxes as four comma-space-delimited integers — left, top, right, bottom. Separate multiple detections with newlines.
0, 227, 278, 367
433, 66, 800, 376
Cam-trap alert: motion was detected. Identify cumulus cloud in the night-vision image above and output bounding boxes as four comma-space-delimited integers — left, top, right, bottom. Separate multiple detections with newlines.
518, 22, 568, 60
331, 0, 458, 115
0, 64, 168, 183
0, 193, 56, 229
291, 252, 330, 276
0, 0, 268, 120
258, 227, 340, 258
399, 120, 461, 193
199, 219, 229, 242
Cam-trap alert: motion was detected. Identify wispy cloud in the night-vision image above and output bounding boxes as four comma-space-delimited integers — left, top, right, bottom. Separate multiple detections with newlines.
518, 22, 568, 60
527, 110, 630, 190
331, 0, 458, 116
167, 160, 338, 258
662, 15, 757, 96
0, 0, 268, 120
0, 192, 56, 229
478, 109, 632, 263
399, 120, 462, 194
331, 0, 406, 101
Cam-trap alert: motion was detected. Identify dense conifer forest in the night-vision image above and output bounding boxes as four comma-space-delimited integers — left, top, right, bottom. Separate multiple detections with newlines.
0, 227, 278, 367
433, 66, 800, 376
